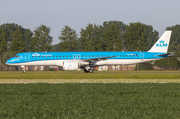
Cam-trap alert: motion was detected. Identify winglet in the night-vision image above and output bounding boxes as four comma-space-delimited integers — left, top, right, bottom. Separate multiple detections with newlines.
148, 31, 172, 53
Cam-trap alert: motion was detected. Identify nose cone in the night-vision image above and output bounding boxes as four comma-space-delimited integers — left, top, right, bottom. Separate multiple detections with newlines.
6, 59, 11, 65
5, 58, 14, 65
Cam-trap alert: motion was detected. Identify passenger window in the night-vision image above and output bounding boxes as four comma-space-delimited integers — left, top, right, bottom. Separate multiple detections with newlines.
39, 56, 40, 57
127, 55, 128, 57
82, 55, 83, 57
95, 55, 97, 57
102, 55, 103, 57
89, 55, 90, 57
42, 56, 44, 57
66, 56, 68, 57
98, 55, 100, 57
136, 54, 138, 57
63, 56, 65, 57
36, 56, 37, 58
105, 55, 107, 57
123, 55, 125, 57
53, 56, 54, 57
120, 55, 121, 57
46, 56, 47, 57
92, 55, 94, 57
70, 56, 71, 57
85, 55, 87, 57
49, 56, 51, 57
60, 56, 61, 57
32, 56, 34, 58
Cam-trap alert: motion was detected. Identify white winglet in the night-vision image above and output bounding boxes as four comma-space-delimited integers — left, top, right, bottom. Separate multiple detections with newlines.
148, 31, 172, 53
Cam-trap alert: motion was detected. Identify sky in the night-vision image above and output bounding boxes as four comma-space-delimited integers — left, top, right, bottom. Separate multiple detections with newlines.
0, 0, 179, 45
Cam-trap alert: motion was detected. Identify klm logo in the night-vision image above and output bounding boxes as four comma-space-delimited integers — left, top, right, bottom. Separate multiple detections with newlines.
156, 40, 168, 47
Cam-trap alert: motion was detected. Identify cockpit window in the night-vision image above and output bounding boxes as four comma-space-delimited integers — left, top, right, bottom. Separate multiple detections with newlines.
15, 55, 19, 58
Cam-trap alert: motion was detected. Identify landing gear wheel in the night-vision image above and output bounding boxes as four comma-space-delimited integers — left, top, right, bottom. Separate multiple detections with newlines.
89, 69, 93, 73
23, 70, 26, 73
84, 69, 93, 73
84, 69, 88, 73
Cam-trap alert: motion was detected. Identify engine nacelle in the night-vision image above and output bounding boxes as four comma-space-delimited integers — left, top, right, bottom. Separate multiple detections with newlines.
63, 62, 79, 71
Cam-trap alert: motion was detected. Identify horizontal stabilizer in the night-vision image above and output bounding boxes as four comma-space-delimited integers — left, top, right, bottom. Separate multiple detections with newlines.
157, 53, 174, 57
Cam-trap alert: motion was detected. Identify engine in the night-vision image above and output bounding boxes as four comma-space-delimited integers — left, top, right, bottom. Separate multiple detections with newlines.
63, 62, 79, 71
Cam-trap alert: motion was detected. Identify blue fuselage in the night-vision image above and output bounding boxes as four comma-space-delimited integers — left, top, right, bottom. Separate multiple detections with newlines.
6, 51, 167, 66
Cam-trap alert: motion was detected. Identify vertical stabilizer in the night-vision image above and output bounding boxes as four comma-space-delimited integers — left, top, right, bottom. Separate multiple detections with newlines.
148, 31, 172, 53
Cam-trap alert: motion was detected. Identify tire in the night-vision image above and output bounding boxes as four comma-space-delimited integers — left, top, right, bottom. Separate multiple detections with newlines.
84, 69, 93, 73
23, 70, 26, 73
84, 69, 88, 73
89, 69, 93, 73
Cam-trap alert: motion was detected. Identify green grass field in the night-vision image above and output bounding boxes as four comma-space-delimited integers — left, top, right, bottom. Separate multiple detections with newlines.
0, 71, 180, 79
0, 84, 180, 118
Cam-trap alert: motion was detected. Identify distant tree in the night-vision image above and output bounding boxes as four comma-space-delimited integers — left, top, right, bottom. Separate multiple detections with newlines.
166, 25, 180, 57
144, 25, 159, 51
50, 44, 61, 52
134, 62, 154, 70
103, 23, 122, 51
0, 28, 8, 71
124, 22, 158, 51
2, 51, 16, 64
23, 29, 33, 51
0, 23, 21, 42
30, 25, 53, 52
0, 28, 7, 53
11, 28, 25, 53
77, 38, 83, 51
58, 26, 77, 52
154, 56, 180, 70
80, 24, 103, 51
102, 21, 126, 32
101, 21, 126, 50
0, 23, 33, 52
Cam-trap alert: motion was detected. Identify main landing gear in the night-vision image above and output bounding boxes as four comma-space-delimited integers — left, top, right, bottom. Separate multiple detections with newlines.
23, 70, 26, 73
84, 69, 93, 73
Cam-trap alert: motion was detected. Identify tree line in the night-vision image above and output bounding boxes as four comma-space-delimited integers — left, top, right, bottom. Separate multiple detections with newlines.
0, 21, 180, 69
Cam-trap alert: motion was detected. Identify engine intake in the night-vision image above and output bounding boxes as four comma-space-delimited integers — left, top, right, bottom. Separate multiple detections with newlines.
63, 62, 79, 71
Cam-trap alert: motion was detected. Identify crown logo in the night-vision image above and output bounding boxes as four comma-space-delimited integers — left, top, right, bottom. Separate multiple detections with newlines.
159, 40, 165, 43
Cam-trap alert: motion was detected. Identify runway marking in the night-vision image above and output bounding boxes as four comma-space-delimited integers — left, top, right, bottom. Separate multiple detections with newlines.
1, 79, 180, 83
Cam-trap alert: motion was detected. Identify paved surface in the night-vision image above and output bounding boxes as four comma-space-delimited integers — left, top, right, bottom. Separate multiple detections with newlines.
1, 79, 180, 83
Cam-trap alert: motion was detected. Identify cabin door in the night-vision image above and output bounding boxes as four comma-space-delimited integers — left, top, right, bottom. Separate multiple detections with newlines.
25, 53, 30, 62
140, 52, 144, 61
73, 54, 81, 60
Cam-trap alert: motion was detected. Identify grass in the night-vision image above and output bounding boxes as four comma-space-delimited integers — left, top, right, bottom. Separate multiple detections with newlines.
0, 71, 180, 79
0, 83, 180, 118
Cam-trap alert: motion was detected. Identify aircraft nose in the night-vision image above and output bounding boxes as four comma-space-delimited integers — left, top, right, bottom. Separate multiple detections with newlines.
6, 59, 13, 65
6, 60, 10, 65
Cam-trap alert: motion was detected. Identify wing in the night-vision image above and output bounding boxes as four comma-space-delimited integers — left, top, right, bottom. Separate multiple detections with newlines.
81, 56, 118, 62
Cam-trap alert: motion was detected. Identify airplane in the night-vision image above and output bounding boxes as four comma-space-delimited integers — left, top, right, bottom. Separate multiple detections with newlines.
6, 31, 173, 73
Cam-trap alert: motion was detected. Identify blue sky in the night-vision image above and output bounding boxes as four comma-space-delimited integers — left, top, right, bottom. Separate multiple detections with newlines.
0, 0, 179, 44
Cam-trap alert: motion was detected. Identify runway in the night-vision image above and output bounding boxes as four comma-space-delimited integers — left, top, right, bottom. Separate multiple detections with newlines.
1, 79, 180, 83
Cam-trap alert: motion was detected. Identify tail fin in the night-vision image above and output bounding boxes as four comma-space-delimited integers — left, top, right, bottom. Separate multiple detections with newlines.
148, 31, 172, 53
